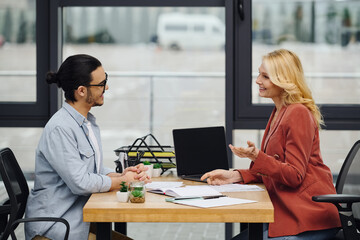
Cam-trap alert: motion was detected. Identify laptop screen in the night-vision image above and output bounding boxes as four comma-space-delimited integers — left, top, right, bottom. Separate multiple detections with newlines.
172, 126, 229, 177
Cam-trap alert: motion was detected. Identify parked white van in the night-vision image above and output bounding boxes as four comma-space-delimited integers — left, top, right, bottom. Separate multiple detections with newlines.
156, 12, 225, 50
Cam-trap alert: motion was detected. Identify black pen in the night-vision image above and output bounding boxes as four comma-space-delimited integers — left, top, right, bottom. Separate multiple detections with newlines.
202, 195, 227, 200
165, 195, 227, 202
165, 196, 200, 202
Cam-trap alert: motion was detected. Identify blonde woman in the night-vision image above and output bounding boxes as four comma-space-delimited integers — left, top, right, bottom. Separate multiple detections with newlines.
201, 49, 341, 239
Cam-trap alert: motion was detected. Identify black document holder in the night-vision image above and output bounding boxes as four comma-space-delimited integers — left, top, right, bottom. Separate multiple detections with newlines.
114, 134, 175, 175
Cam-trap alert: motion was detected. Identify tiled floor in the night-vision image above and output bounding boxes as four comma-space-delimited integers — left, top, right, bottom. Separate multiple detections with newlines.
12, 222, 226, 240
127, 222, 225, 240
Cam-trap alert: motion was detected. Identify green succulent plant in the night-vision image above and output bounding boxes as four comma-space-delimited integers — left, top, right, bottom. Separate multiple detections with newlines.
153, 163, 162, 169
119, 181, 128, 192
131, 189, 144, 198
143, 161, 151, 165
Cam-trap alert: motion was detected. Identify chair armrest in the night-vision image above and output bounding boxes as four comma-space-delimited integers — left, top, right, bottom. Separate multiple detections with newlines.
312, 194, 360, 204
313, 194, 360, 240
0, 205, 11, 233
313, 194, 360, 213
0, 204, 11, 214
10, 217, 70, 240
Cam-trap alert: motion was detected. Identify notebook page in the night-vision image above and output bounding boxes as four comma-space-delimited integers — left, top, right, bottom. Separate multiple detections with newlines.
167, 186, 221, 197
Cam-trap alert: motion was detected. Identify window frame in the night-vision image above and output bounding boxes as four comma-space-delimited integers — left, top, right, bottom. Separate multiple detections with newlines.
0, 0, 229, 127
230, 0, 360, 130
50, 2, 234, 239
0, 1, 58, 127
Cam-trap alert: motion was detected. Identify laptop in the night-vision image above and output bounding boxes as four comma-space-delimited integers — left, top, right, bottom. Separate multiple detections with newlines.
172, 126, 229, 182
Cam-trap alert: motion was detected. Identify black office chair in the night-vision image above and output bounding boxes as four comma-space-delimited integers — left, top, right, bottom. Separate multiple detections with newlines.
313, 140, 360, 240
0, 147, 70, 240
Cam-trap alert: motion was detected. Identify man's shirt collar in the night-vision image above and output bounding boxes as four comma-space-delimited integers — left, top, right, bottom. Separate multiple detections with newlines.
62, 101, 90, 126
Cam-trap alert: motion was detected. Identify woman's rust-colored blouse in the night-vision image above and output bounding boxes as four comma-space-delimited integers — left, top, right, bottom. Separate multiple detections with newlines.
239, 103, 341, 237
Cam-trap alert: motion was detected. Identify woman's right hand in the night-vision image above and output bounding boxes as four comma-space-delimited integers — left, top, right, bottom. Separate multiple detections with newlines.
200, 169, 243, 185
229, 142, 259, 162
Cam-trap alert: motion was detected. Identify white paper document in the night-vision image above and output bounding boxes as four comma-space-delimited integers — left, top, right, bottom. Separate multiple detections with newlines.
147, 185, 221, 197
209, 184, 264, 192
173, 197, 257, 208
145, 181, 184, 189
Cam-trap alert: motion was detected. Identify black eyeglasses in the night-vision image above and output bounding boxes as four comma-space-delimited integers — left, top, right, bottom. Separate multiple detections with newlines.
88, 72, 108, 93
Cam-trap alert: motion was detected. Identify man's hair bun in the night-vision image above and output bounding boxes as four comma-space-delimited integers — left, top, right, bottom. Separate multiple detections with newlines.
46, 72, 60, 86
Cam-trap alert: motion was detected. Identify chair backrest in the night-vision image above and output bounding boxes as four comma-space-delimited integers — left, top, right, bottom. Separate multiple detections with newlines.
335, 140, 360, 226
0, 148, 29, 240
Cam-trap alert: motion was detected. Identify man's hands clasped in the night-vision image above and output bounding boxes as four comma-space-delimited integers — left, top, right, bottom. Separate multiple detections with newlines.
123, 163, 151, 183
108, 163, 151, 191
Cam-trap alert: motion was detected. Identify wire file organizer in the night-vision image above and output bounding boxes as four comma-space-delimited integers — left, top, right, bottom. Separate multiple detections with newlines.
114, 134, 176, 175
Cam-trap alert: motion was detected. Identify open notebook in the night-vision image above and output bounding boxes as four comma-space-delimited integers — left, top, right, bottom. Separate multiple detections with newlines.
147, 185, 222, 197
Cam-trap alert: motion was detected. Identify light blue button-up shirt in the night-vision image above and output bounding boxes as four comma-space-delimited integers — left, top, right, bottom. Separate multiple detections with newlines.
25, 102, 113, 240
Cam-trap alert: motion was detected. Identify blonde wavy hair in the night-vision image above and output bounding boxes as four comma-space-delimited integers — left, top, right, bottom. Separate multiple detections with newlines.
262, 49, 324, 128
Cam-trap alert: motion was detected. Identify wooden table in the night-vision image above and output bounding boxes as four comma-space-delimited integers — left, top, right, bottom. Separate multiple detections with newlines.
83, 178, 274, 240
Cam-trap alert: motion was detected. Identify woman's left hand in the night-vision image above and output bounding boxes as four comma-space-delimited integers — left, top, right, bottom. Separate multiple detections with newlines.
229, 141, 259, 162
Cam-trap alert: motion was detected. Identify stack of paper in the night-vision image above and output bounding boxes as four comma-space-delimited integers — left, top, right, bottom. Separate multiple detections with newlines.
172, 197, 256, 208
146, 182, 259, 208
147, 184, 221, 197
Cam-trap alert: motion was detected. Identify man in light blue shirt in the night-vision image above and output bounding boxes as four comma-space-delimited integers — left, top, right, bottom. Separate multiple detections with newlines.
25, 54, 150, 240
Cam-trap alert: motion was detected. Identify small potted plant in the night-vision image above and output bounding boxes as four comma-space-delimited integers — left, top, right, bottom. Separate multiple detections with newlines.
116, 181, 129, 202
129, 181, 145, 203
143, 161, 153, 178
152, 163, 162, 177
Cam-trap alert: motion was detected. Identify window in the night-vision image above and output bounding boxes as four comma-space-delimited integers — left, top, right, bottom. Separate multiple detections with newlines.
62, 6, 226, 167
228, 0, 360, 178
231, 0, 360, 130
0, 1, 53, 127
0, 3, 36, 102
0, 1, 46, 179
54, 2, 231, 239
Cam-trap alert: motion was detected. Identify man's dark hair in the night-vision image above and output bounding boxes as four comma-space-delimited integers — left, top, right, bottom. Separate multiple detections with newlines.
46, 54, 102, 102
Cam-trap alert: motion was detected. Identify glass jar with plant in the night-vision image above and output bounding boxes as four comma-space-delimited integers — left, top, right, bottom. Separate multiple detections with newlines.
152, 163, 162, 177
129, 181, 145, 203
116, 181, 129, 202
